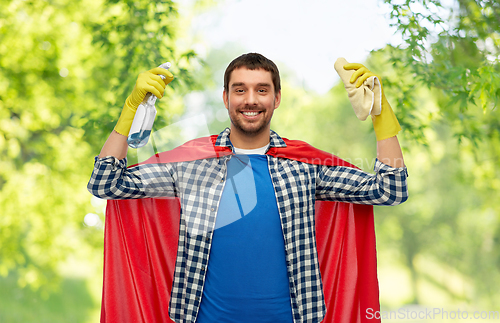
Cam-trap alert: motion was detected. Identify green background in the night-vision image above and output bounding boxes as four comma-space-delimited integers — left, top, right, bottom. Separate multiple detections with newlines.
0, 0, 499, 321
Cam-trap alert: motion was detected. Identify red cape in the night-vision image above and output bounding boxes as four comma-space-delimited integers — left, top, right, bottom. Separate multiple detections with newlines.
102, 135, 381, 323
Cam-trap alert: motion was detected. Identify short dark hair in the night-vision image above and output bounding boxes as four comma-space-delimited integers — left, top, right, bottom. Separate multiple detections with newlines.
224, 53, 281, 94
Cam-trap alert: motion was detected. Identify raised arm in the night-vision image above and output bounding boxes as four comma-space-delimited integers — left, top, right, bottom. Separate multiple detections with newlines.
88, 67, 175, 200
376, 136, 404, 168
342, 62, 405, 168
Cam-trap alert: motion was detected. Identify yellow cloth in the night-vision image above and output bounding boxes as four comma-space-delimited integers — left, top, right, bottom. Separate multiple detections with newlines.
334, 58, 381, 121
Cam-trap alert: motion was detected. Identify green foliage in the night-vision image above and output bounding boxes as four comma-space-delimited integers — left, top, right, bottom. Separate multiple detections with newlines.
381, 0, 500, 146
371, 0, 500, 307
1, 0, 98, 295
83, 0, 203, 147
0, 0, 204, 313
0, 272, 96, 323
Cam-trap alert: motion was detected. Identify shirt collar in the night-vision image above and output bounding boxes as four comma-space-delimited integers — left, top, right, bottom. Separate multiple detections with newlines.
215, 127, 287, 150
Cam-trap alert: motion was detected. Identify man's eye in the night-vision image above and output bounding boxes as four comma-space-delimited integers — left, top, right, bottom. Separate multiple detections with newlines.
235, 89, 244, 93
258, 89, 267, 93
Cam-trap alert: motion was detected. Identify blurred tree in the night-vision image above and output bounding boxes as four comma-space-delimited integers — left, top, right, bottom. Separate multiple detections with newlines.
381, 0, 500, 146
368, 0, 500, 307
0, 0, 205, 319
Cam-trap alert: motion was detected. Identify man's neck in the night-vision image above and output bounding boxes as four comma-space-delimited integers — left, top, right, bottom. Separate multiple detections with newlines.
229, 127, 271, 149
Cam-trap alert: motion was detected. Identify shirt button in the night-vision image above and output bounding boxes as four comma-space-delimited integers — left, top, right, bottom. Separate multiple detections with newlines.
205, 237, 210, 242
201, 266, 205, 271
220, 178, 224, 182
195, 296, 199, 301
211, 208, 215, 212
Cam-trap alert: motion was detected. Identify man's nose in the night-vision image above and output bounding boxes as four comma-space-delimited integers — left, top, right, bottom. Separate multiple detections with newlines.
245, 90, 258, 105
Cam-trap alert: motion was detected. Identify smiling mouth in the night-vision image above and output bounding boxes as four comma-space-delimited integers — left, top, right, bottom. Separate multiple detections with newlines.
241, 111, 261, 116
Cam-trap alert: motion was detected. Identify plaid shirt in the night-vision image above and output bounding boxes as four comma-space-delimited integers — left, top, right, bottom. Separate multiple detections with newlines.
88, 128, 408, 323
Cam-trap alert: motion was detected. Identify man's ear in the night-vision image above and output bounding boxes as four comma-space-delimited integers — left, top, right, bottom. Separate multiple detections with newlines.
223, 90, 229, 110
274, 90, 281, 110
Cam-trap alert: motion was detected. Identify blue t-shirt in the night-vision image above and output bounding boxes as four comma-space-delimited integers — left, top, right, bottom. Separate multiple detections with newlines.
196, 154, 294, 322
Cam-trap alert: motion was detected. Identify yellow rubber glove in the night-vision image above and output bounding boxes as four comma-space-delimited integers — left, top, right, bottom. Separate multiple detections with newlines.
114, 67, 174, 136
343, 63, 401, 141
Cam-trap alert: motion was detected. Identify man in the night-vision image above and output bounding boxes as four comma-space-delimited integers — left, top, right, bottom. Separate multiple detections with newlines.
88, 53, 408, 323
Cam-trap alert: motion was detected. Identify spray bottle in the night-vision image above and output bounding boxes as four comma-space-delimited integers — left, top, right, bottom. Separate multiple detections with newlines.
127, 62, 171, 148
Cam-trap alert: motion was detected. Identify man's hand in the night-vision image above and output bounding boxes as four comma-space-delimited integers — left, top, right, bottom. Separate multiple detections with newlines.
344, 63, 378, 88
343, 63, 401, 141
114, 67, 174, 137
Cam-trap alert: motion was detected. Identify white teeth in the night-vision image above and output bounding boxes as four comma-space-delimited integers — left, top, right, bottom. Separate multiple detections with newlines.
242, 111, 259, 116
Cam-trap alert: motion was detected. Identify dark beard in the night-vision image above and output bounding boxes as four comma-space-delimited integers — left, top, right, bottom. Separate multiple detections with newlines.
230, 115, 270, 137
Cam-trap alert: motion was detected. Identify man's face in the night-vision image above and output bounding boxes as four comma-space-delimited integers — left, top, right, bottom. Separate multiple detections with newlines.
223, 67, 281, 138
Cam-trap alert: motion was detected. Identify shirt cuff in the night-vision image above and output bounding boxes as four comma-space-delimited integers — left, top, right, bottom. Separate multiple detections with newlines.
373, 158, 408, 176
94, 155, 128, 171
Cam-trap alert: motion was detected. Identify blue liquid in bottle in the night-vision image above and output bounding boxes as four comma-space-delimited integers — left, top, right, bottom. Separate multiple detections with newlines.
127, 62, 171, 149
127, 129, 152, 149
